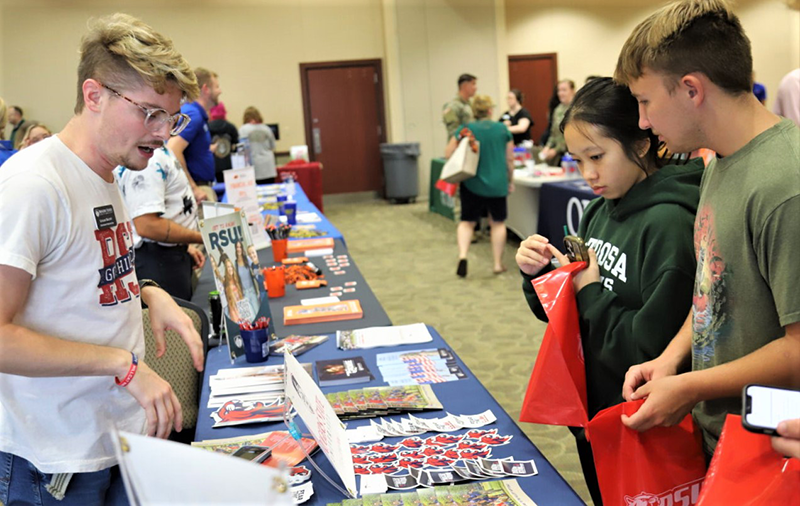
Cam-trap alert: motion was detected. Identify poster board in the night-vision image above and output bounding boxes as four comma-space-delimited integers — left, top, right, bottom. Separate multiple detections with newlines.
223, 166, 270, 250
284, 351, 357, 498
200, 210, 275, 361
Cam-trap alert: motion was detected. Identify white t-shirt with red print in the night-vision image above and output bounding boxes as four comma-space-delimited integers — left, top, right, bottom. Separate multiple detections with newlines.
0, 136, 147, 473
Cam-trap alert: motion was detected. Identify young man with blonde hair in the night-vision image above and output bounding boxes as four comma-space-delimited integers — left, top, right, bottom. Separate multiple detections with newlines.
167, 66, 222, 203
614, 0, 800, 458
0, 14, 204, 504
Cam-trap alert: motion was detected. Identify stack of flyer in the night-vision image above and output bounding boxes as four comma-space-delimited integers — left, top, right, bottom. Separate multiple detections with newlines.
376, 348, 467, 386
208, 363, 312, 409
336, 323, 433, 350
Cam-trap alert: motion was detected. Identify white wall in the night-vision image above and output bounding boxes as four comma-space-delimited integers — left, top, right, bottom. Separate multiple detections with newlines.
0, 0, 386, 151
393, 0, 501, 194
505, 0, 800, 111
3, 0, 798, 194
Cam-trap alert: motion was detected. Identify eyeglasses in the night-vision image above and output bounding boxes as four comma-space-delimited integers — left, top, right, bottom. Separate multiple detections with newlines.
101, 83, 191, 136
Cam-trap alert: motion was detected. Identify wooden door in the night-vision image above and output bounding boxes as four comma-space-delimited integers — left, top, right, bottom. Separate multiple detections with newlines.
508, 54, 558, 144
300, 60, 386, 195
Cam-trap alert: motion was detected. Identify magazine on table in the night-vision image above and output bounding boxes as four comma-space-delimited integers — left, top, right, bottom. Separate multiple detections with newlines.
191, 430, 318, 469
269, 334, 329, 356
315, 356, 374, 387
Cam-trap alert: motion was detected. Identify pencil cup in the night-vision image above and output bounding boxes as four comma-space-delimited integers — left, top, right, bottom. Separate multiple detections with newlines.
265, 266, 286, 298
240, 328, 269, 363
271, 239, 288, 263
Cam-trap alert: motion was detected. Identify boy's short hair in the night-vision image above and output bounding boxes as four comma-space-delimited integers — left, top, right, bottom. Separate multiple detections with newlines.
194, 67, 218, 91
614, 0, 752, 95
75, 13, 199, 114
458, 73, 477, 87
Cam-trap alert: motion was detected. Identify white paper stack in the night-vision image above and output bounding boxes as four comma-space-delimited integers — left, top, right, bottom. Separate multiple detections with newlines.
208, 364, 289, 409
336, 323, 433, 350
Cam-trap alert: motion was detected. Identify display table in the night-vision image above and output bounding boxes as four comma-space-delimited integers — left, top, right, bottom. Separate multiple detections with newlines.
259, 238, 392, 337
506, 170, 574, 239
257, 183, 343, 243
537, 180, 599, 251
195, 326, 584, 505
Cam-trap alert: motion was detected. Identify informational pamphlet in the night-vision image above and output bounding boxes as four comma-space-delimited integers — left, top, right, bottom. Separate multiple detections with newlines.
223, 166, 270, 249
337, 323, 433, 350
113, 430, 294, 505
284, 351, 357, 497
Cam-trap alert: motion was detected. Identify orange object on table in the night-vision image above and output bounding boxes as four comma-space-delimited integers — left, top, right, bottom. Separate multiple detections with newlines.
265, 266, 286, 298
283, 300, 363, 326
281, 257, 309, 265
286, 237, 334, 253
271, 239, 288, 262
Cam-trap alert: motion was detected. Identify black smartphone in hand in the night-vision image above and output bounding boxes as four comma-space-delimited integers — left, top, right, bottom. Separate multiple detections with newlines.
742, 384, 800, 436
563, 235, 590, 264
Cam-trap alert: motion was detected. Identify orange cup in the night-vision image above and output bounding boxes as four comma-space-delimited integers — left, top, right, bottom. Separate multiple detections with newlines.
271, 239, 288, 263
265, 266, 286, 298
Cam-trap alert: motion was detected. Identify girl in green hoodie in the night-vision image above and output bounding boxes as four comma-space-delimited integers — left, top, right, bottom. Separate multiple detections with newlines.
516, 77, 703, 505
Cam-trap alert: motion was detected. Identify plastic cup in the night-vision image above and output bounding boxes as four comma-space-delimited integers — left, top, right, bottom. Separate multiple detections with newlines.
240, 328, 269, 363
277, 195, 288, 217
284, 202, 297, 225
271, 239, 288, 263
265, 266, 286, 298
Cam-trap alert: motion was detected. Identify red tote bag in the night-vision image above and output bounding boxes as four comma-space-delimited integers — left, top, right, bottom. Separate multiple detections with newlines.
697, 414, 800, 506
519, 262, 589, 428
587, 400, 707, 506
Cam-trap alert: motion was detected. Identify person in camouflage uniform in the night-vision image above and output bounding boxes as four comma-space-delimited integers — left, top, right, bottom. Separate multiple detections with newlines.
443, 73, 478, 139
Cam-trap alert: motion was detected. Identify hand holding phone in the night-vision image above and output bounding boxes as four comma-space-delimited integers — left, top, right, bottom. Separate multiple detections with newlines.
563, 235, 590, 264
742, 384, 800, 436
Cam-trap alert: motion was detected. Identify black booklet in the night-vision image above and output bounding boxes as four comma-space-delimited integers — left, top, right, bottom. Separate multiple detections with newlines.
315, 356, 374, 387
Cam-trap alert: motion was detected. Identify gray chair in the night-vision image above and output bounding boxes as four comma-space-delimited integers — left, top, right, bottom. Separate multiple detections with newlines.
142, 297, 209, 442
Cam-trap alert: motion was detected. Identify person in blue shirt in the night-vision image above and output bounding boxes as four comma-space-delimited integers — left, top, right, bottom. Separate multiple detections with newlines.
0, 97, 18, 167
167, 67, 222, 202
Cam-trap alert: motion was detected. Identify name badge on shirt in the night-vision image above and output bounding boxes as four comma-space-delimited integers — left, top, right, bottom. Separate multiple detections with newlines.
93, 205, 117, 230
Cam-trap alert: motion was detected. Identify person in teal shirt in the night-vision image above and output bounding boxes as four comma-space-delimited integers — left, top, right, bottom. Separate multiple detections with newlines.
445, 95, 514, 277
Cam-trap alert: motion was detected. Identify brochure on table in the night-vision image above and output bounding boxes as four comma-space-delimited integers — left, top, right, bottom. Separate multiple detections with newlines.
112, 430, 293, 505
284, 351, 358, 498
200, 210, 275, 362
223, 166, 270, 250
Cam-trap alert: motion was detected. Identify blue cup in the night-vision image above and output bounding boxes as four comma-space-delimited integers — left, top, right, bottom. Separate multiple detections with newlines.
240, 328, 269, 363
284, 202, 297, 225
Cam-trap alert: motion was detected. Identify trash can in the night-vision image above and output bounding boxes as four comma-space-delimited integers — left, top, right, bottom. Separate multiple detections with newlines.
380, 142, 420, 203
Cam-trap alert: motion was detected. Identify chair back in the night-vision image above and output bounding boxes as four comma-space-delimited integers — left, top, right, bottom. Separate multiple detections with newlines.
142, 297, 209, 432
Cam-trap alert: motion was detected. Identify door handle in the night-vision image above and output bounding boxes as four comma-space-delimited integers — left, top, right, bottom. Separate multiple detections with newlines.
312, 127, 322, 154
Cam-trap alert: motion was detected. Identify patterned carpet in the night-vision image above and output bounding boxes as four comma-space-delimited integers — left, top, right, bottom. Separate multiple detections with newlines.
324, 199, 592, 505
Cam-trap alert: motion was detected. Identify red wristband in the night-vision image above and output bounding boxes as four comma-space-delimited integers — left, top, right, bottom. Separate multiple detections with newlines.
115, 352, 138, 387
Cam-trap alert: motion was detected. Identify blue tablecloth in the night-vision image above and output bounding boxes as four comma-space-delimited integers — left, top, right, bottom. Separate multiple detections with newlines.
257, 238, 392, 337
219, 182, 344, 243
537, 180, 598, 252
195, 326, 583, 505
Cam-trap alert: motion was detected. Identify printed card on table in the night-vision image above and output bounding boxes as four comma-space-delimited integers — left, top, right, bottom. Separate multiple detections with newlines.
223, 166, 270, 249
284, 351, 357, 497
